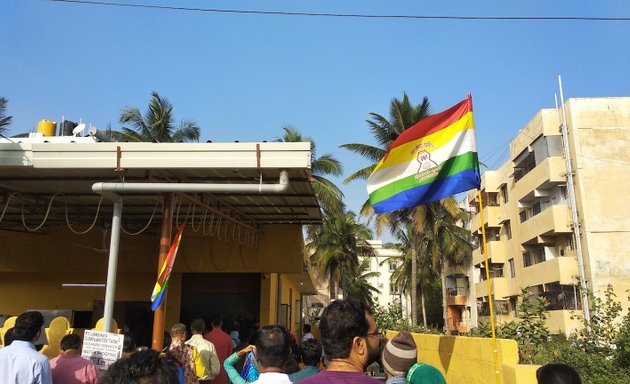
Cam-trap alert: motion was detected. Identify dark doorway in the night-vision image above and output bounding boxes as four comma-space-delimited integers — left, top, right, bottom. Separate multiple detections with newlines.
92, 301, 153, 348
180, 273, 261, 332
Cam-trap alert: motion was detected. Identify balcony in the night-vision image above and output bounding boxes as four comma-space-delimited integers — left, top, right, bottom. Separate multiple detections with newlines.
518, 205, 572, 244
546, 309, 582, 334
472, 241, 506, 265
514, 157, 566, 202
444, 264, 467, 277
521, 256, 578, 287
470, 205, 502, 233
446, 317, 471, 334
475, 277, 509, 299
447, 287, 468, 306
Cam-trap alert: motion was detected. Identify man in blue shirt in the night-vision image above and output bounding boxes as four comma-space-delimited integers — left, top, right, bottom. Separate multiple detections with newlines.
0, 311, 53, 384
289, 339, 322, 383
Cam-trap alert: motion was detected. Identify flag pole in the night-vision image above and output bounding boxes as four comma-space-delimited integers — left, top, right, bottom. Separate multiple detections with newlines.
151, 192, 174, 352
477, 190, 501, 384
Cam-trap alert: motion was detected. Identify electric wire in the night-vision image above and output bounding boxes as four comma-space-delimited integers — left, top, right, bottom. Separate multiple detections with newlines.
48, 0, 630, 22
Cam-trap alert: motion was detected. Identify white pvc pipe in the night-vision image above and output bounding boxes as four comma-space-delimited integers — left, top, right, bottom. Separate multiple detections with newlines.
93, 170, 290, 195
93, 170, 290, 334
103, 198, 122, 334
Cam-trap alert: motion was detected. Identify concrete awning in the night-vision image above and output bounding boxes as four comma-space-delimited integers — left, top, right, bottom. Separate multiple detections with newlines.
0, 140, 322, 232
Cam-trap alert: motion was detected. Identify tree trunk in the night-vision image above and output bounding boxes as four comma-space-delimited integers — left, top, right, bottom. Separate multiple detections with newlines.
329, 266, 337, 301
411, 248, 417, 326
421, 285, 427, 327
441, 268, 450, 335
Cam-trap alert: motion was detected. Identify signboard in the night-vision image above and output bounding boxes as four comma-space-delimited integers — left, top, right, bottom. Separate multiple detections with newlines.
81, 330, 124, 370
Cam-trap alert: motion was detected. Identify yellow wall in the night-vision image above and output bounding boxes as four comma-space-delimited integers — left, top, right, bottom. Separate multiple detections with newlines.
387, 331, 540, 384
0, 223, 305, 329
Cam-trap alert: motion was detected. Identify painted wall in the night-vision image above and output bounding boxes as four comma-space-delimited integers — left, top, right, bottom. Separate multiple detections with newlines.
0, 223, 305, 329
388, 331, 538, 384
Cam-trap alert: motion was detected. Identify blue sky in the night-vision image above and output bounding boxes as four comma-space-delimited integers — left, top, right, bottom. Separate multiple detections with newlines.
2, 1, 629, 239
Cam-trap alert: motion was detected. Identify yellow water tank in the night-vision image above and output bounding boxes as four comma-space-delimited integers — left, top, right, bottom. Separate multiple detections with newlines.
37, 120, 57, 136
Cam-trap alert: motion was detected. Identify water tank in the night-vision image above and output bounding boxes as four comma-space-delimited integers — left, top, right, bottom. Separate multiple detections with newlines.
37, 120, 57, 137
61, 120, 78, 136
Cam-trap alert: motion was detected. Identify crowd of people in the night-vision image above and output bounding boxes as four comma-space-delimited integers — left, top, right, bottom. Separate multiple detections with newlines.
0, 300, 583, 384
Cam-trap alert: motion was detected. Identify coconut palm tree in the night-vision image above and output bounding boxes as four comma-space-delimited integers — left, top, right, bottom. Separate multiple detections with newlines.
388, 223, 437, 327
307, 210, 375, 301
112, 92, 200, 142
0, 97, 13, 135
341, 93, 431, 325
342, 258, 381, 307
341, 93, 472, 327
276, 126, 344, 213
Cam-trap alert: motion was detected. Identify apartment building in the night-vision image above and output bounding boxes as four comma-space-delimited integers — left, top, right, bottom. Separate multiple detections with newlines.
361, 240, 412, 320
467, 97, 630, 334
443, 196, 478, 334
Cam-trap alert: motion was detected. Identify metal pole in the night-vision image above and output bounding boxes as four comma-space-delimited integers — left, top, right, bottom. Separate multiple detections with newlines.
277, 273, 283, 325
558, 75, 591, 324
103, 198, 123, 333
151, 193, 174, 351
478, 191, 501, 384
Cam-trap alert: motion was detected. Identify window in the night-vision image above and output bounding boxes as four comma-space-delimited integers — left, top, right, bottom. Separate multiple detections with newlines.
504, 221, 512, 240
389, 262, 397, 272
519, 210, 529, 223
509, 296, 518, 317
523, 252, 532, 268
559, 185, 568, 201
532, 201, 542, 215
508, 258, 516, 278
389, 284, 400, 294
500, 184, 509, 204
487, 192, 499, 207
567, 235, 575, 250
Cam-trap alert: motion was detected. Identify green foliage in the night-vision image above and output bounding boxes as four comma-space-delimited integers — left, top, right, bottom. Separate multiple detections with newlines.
574, 285, 623, 357
372, 302, 401, 332
0, 97, 12, 134
470, 320, 491, 338
308, 307, 322, 328
616, 294, 630, 368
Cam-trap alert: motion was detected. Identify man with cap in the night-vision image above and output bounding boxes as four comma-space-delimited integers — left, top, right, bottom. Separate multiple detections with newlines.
381, 332, 418, 384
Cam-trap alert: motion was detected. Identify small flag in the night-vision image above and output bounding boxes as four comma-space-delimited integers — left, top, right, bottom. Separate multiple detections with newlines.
367, 95, 480, 214
151, 224, 185, 311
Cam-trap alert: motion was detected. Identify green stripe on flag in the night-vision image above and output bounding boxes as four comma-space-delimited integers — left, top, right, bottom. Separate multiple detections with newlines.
369, 152, 478, 204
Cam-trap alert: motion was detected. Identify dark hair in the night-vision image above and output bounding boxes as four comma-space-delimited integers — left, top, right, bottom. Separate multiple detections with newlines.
320, 299, 370, 360
123, 331, 136, 353
303, 324, 311, 333
3, 327, 16, 346
14, 311, 44, 341
60, 334, 82, 351
537, 363, 581, 384
256, 325, 291, 369
190, 318, 205, 334
210, 314, 223, 327
284, 356, 300, 374
300, 339, 322, 366
100, 349, 179, 384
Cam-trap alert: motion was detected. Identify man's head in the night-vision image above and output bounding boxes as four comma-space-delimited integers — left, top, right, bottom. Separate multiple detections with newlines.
14, 311, 44, 342
381, 332, 417, 378
100, 349, 179, 384
170, 323, 187, 341
536, 363, 582, 384
3, 327, 16, 346
210, 313, 223, 328
303, 324, 311, 334
319, 299, 382, 370
300, 339, 322, 367
190, 318, 205, 335
60, 333, 82, 352
255, 325, 291, 371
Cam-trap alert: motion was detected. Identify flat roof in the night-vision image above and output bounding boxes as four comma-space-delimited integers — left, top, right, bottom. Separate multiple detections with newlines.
0, 141, 322, 232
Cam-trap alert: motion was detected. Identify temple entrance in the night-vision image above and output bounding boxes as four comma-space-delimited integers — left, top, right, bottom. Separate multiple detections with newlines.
180, 273, 261, 336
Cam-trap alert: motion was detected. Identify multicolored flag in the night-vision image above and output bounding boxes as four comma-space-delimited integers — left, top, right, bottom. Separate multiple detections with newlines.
367, 95, 480, 214
151, 224, 185, 311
